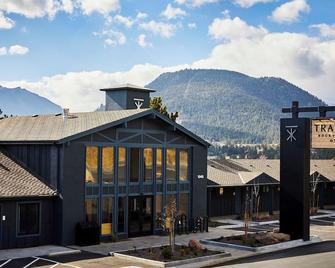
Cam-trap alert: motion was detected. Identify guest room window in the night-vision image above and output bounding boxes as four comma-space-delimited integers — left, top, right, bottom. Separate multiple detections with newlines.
17, 202, 40, 236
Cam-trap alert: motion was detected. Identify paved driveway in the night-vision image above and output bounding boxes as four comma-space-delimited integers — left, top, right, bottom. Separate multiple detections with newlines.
217, 241, 335, 268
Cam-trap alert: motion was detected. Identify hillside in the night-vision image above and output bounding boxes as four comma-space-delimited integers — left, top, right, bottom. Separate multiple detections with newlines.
0, 86, 61, 116
146, 69, 326, 144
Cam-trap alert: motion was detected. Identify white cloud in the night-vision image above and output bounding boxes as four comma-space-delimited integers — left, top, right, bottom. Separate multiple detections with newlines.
270, 0, 310, 24
137, 34, 152, 48
0, 0, 74, 19
188, 22, 196, 29
161, 4, 187, 20
8, 45, 29, 55
0, 64, 189, 111
75, 0, 120, 15
0, 47, 7, 55
113, 14, 134, 28
0, 11, 15, 29
174, 0, 219, 7
232, 0, 274, 8
139, 20, 177, 38
208, 17, 268, 40
136, 12, 148, 20
310, 23, 335, 38
0, 0, 120, 19
97, 30, 126, 47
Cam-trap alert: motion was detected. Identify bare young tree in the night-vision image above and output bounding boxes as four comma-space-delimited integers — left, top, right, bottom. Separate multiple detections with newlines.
243, 188, 253, 241
161, 199, 177, 253
311, 173, 321, 214
252, 181, 260, 219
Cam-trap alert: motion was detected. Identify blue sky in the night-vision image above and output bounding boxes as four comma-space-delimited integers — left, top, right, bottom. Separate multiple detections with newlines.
0, 0, 335, 111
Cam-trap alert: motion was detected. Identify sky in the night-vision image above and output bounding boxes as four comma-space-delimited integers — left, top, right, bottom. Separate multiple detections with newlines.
0, 0, 335, 111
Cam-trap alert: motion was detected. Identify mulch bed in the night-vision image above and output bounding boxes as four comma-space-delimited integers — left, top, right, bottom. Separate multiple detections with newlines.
212, 232, 287, 248
122, 245, 221, 262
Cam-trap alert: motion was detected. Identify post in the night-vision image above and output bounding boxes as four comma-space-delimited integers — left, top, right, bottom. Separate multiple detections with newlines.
280, 117, 310, 241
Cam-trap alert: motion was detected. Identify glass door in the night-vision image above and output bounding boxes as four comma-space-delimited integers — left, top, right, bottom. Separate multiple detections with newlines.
128, 196, 153, 237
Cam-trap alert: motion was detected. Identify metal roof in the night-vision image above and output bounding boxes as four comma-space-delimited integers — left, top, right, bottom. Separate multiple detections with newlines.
100, 83, 156, 92
208, 159, 335, 187
0, 150, 56, 198
0, 108, 210, 146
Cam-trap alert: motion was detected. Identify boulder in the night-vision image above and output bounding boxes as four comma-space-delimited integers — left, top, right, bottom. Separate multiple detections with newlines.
272, 232, 290, 242
254, 232, 279, 245
188, 239, 205, 251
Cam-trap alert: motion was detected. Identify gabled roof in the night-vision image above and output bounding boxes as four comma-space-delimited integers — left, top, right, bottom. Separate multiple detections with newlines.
0, 150, 56, 198
0, 109, 210, 146
208, 158, 335, 187
100, 83, 156, 92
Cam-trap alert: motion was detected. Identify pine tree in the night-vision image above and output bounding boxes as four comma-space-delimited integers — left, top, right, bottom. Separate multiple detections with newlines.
149, 97, 179, 122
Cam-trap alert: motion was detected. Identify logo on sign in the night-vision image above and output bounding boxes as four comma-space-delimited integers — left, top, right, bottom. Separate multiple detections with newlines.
134, 98, 144, 109
286, 126, 298, 142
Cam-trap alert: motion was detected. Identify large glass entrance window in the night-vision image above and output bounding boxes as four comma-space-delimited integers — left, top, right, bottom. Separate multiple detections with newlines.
102, 147, 114, 184
155, 195, 162, 229
118, 147, 126, 184
85, 198, 98, 224
118, 197, 126, 233
130, 148, 140, 183
101, 197, 113, 235
156, 148, 163, 181
85, 146, 98, 184
166, 148, 176, 181
144, 148, 153, 182
179, 193, 189, 216
179, 150, 189, 182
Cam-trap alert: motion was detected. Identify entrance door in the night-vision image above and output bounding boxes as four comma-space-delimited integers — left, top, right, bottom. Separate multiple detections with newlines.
128, 196, 153, 237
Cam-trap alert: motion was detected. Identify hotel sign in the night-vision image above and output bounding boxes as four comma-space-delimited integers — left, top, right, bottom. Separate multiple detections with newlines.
311, 119, 335, 148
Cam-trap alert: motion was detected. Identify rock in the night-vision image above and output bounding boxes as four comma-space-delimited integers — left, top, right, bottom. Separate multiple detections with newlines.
254, 232, 279, 245
272, 232, 290, 242
188, 239, 205, 251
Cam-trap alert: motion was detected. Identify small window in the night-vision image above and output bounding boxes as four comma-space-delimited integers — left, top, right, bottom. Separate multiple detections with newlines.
18, 203, 40, 236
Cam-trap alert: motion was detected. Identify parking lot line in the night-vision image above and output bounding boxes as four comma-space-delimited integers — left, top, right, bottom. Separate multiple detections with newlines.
23, 257, 39, 268
37, 256, 81, 268
0, 259, 11, 267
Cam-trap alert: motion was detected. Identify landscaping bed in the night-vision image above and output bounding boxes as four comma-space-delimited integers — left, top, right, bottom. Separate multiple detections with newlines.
211, 231, 289, 248
112, 240, 231, 267
119, 244, 220, 262
201, 231, 320, 253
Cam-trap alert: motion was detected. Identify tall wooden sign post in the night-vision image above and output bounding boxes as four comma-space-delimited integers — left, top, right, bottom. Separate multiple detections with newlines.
280, 102, 335, 241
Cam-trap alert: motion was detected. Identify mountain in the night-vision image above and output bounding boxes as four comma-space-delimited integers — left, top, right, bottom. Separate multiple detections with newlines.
0, 86, 62, 116
146, 69, 326, 144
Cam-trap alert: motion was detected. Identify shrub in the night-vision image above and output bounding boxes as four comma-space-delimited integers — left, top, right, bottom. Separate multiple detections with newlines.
161, 246, 173, 259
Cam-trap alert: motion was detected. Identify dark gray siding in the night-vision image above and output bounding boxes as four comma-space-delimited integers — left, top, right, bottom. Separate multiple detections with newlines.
61, 141, 87, 245
0, 198, 55, 249
2, 145, 59, 189
192, 145, 207, 217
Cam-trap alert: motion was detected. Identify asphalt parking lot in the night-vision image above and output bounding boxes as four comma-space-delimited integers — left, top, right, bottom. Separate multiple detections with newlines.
0, 251, 158, 268
0, 215, 334, 268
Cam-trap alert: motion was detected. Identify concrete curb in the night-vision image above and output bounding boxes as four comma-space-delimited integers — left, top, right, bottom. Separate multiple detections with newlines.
47, 249, 81, 257
200, 236, 321, 253
111, 251, 231, 267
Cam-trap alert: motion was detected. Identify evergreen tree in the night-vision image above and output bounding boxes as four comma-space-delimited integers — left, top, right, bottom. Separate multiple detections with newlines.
149, 97, 179, 122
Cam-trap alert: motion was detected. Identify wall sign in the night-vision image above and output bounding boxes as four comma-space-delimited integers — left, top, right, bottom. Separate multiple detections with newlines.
311, 119, 335, 148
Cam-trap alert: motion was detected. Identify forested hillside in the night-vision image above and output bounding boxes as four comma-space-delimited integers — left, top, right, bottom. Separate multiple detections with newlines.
147, 69, 326, 143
